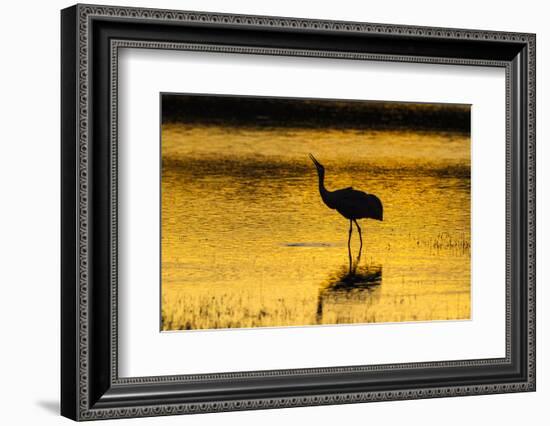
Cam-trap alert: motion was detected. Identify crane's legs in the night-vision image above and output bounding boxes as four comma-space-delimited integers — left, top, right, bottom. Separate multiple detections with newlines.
353, 219, 363, 265
348, 219, 353, 274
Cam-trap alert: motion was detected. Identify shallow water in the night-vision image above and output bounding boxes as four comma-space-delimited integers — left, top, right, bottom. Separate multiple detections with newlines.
161, 124, 470, 330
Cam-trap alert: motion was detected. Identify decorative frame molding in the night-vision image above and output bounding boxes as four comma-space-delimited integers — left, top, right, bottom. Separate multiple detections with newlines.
61, 4, 535, 421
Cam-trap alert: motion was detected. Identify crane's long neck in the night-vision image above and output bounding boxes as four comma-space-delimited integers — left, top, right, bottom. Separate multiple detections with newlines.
316, 170, 330, 204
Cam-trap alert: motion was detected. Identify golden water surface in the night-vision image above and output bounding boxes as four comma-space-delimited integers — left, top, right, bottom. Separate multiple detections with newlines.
161, 124, 470, 330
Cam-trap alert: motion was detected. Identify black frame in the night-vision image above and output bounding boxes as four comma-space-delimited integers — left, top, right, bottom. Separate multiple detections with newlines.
61, 4, 536, 421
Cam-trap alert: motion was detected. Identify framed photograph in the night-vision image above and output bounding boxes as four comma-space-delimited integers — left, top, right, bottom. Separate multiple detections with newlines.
61, 4, 536, 421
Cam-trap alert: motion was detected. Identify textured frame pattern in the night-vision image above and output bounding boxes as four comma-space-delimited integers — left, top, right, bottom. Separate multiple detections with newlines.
63, 3, 535, 421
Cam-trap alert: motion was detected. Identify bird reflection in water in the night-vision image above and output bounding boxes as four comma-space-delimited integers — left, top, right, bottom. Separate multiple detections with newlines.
316, 264, 382, 325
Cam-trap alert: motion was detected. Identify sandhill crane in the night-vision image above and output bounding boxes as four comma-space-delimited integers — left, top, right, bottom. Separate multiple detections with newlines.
309, 153, 383, 272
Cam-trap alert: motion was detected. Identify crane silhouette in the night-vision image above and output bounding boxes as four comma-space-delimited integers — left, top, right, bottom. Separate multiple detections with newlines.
309, 154, 383, 273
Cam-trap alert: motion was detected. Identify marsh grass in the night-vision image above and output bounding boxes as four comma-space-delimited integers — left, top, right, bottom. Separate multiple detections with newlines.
161, 277, 470, 331
411, 232, 471, 255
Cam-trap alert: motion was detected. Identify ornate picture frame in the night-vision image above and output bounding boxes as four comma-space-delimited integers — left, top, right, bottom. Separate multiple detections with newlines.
61, 4, 535, 421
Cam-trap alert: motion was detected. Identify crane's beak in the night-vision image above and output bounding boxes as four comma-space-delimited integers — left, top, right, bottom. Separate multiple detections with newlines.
309, 153, 321, 168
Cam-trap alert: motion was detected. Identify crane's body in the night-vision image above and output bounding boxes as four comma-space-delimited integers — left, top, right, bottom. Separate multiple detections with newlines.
319, 186, 383, 221
309, 153, 383, 273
